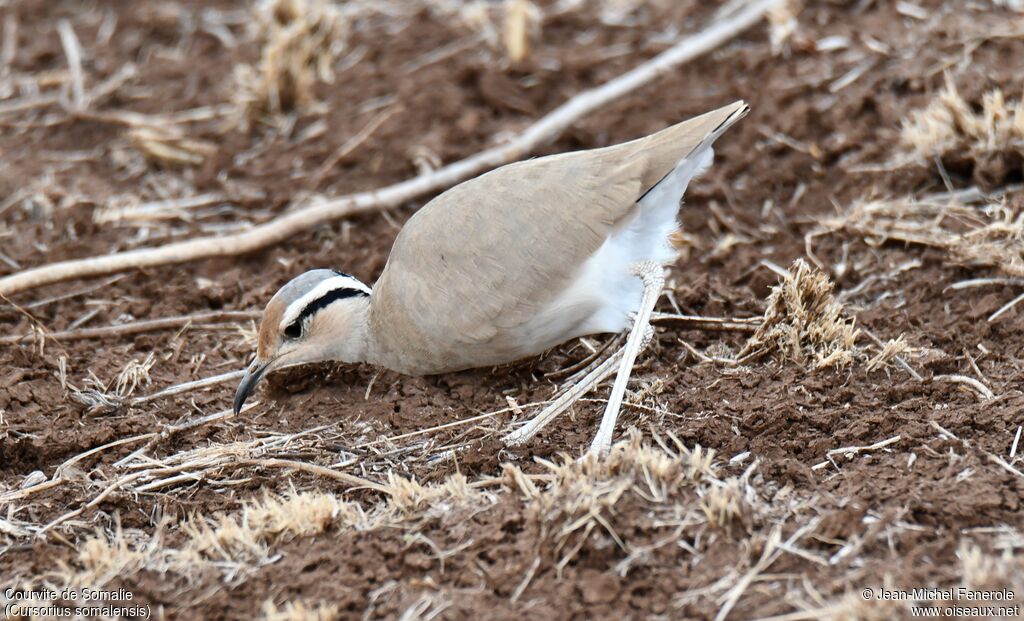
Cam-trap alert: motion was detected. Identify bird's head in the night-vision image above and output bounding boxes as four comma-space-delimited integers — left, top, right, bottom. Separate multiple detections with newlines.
234, 269, 372, 414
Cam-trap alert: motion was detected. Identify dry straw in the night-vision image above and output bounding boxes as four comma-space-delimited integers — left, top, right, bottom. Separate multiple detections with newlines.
260, 600, 339, 621
232, 0, 348, 126
901, 74, 1024, 161
502, 0, 542, 63
740, 259, 861, 369
504, 429, 762, 572
898, 74, 1024, 186
815, 191, 1024, 277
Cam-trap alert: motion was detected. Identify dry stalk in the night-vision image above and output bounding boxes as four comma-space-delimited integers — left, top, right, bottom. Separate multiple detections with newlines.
67, 107, 220, 169
127, 125, 217, 167
1, 309, 259, 345
502, 0, 542, 63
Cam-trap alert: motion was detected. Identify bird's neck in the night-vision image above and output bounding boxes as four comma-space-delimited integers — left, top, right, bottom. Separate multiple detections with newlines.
362, 286, 410, 373
320, 296, 372, 364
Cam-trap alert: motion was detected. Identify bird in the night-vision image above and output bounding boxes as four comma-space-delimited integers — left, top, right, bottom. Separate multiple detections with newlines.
234, 100, 749, 455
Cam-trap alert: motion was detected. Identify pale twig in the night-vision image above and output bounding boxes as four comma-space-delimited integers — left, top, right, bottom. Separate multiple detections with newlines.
930, 419, 959, 441
946, 277, 1024, 291
962, 350, 992, 395
239, 458, 389, 493
1, 310, 258, 344
354, 405, 527, 449
715, 520, 820, 621
510, 557, 542, 603
650, 312, 760, 332
811, 435, 902, 470
312, 105, 401, 185
0, 431, 155, 503
988, 452, 1024, 479
934, 374, 996, 401
41, 426, 384, 533
134, 472, 205, 493
0, 94, 60, 116
129, 370, 244, 406
95, 192, 229, 223
0, 0, 782, 296
989, 291, 1024, 322
23, 275, 126, 309
678, 339, 742, 366
56, 19, 86, 109
402, 35, 483, 73
113, 406, 246, 468
39, 469, 161, 534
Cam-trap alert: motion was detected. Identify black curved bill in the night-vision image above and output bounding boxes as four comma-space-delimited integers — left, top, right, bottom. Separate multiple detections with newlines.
234, 359, 270, 415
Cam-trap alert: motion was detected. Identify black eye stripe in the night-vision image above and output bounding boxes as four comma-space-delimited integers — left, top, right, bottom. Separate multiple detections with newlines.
283, 286, 369, 338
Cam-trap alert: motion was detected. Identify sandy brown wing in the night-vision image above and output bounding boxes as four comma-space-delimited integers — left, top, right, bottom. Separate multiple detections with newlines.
371, 151, 648, 348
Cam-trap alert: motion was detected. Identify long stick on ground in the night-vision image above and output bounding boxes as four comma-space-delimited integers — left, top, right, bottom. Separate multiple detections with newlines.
0, 0, 779, 297
0, 310, 258, 344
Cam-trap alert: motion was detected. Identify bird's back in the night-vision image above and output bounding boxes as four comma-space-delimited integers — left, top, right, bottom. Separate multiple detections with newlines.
367, 101, 748, 374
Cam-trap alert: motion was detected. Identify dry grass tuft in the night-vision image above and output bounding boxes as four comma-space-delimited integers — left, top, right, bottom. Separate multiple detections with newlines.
245, 489, 363, 539
699, 477, 749, 529
821, 591, 908, 621
959, 542, 1024, 594
899, 75, 1024, 186
71, 525, 148, 586
183, 490, 362, 563
384, 471, 481, 515
816, 192, 1024, 277
506, 431, 761, 568
260, 599, 339, 621
66, 352, 158, 412
113, 352, 156, 397
814, 543, 1023, 619
865, 334, 909, 372
182, 512, 268, 563
55, 476, 492, 592
740, 259, 860, 369
232, 0, 348, 126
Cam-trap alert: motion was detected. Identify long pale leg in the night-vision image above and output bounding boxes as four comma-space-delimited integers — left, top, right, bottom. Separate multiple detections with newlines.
502, 348, 624, 446
589, 261, 665, 455
503, 261, 665, 451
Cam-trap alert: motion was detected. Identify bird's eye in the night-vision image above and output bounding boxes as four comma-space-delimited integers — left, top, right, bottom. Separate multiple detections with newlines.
283, 321, 302, 339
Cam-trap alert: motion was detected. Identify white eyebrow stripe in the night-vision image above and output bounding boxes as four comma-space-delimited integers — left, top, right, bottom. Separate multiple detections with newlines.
278, 275, 371, 330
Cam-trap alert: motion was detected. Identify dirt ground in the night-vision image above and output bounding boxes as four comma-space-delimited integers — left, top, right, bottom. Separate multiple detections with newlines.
2, 0, 1024, 619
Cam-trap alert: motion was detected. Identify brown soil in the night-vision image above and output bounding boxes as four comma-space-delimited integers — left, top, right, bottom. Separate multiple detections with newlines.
2, 1, 1024, 619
